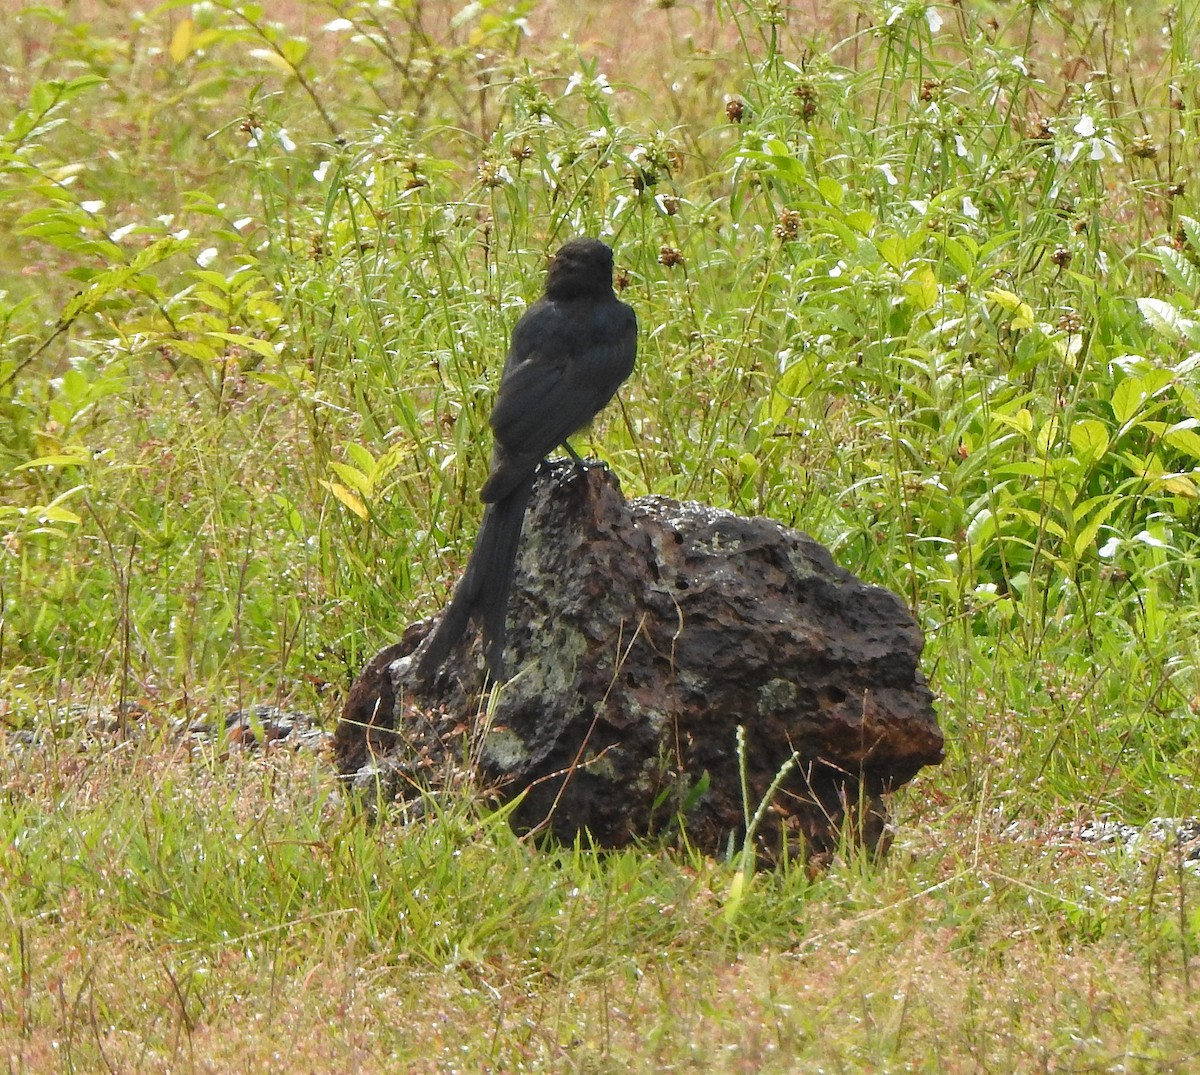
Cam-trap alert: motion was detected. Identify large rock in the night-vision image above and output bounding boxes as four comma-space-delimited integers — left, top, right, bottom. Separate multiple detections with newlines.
334, 462, 942, 863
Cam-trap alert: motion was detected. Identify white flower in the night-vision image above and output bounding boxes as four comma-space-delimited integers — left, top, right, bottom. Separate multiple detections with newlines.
954, 135, 969, 158
877, 163, 899, 185
81, 200, 104, 213
1098, 536, 1120, 558
196, 247, 218, 268
313, 161, 331, 182
233, 217, 253, 232
1063, 112, 1123, 164
565, 72, 584, 94
247, 127, 264, 148
111, 223, 137, 241
278, 128, 296, 152
322, 17, 354, 32
926, 6, 943, 32
962, 195, 979, 219
1134, 529, 1168, 548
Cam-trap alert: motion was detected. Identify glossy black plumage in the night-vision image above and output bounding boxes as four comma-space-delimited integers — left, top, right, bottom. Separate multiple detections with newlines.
416, 238, 637, 681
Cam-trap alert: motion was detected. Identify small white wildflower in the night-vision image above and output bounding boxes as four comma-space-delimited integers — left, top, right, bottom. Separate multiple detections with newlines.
565, 72, 584, 94
1134, 529, 1168, 548
322, 17, 354, 31
172, 228, 190, 240
886, 4, 904, 25
247, 126, 264, 148
233, 217, 253, 232
110, 223, 137, 241
157, 214, 175, 227
1074, 114, 1097, 137
877, 163, 899, 185
954, 134, 969, 158
80, 200, 104, 213
1098, 536, 1121, 558
1011, 56, 1029, 76
594, 73, 613, 94
278, 128, 296, 152
196, 247, 218, 268
313, 160, 331, 182
926, 6, 943, 32
962, 195, 980, 219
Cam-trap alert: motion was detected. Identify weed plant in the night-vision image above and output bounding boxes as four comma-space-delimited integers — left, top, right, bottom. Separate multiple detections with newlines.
4, 0, 1200, 1069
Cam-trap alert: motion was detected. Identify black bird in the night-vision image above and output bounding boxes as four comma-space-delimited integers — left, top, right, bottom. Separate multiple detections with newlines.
415, 237, 638, 681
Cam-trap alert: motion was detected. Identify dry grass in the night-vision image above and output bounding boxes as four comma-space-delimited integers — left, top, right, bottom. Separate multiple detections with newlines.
3, 732, 1199, 1072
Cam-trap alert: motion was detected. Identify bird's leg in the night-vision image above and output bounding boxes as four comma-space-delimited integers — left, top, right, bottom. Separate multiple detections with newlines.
558, 439, 609, 479
561, 440, 587, 471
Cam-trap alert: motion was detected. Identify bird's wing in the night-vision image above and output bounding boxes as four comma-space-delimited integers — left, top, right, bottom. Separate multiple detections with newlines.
489, 299, 636, 459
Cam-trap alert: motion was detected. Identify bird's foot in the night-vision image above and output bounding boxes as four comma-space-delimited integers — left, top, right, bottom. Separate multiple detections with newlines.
536, 453, 598, 474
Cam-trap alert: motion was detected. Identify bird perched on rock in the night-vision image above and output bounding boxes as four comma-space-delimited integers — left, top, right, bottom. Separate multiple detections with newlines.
415, 237, 638, 681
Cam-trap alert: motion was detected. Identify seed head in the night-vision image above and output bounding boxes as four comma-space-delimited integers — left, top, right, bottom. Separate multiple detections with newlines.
658, 245, 684, 268
773, 208, 803, 242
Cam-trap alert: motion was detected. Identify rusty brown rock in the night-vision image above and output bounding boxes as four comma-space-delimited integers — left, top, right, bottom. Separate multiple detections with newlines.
333, 461, 943, 863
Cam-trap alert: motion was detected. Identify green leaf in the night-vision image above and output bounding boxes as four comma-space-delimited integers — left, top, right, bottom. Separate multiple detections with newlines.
937, 235, 976, 277
986, 288, 1035, 330
1137, 297, 1200, 342
1035, 415, 1061, 456
991, 408, 1034, 436
1110, 377, 1146, 426
1068, 419, 1110, 462
817, 175, 843, 207
903, 263, 938, 311
1110, 369, 1173, 428
1071, 496, 1120, 559
169, 17, 195, 63
329, 461, 373, 496
1154, 246, 1200, 294
877, 234, 905, 271
14, 453, 92, 470
280, 38, 309, 68
844, 210, 875, 235
1162, 420, 1200, 460
321, 479, 369, 520
344, 442, 377, 474
206, 332, 280, 361
1181, 215, 1200, 253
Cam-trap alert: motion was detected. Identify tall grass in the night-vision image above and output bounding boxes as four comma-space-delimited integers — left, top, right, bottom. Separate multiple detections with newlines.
4, 0, 1200, 1068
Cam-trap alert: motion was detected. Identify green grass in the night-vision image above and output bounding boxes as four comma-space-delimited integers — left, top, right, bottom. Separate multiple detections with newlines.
4, 0, 1200, 1069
